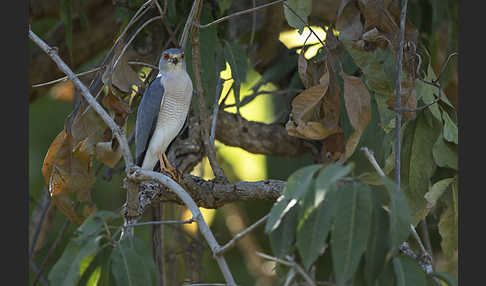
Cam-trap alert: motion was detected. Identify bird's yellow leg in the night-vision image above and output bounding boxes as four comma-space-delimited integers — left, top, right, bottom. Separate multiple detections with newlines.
158, 152, 182, 183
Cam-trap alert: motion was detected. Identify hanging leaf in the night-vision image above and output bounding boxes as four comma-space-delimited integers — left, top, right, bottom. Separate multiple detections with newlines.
380, 176, 412, 255
364, 196, 390, 286
442, 112, 458, 144
42, 131, 97, 225
400, 112, 441, 223
297, 185, 339, 270
265, 164, 321, 232
269, 204, 299, 258
438, 179, 458, 258
48, 236, 102, 286
224, 41, 248, 113
102, 44, 143, 93
283, 0, 312, 33
432, 135, 458, 170
331, 182, 372, 286
340, 72, 371, 162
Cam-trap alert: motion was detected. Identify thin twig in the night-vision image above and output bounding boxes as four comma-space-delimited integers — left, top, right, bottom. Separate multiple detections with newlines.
190, 0, 228, 182
250, 0, 257, 45
179, 0, 199, 49
216, 214, 269, 256
195, 0, 285, 29
255, 252, 316, 286
128, 167, 237, 286
129, 218, 195, 227
32, 219, 71, 286
360, 147, 385, 177
32, 66, 106, 88
393, 0, 408, 188
435, 52, 458, 83
210, 76, 224, 147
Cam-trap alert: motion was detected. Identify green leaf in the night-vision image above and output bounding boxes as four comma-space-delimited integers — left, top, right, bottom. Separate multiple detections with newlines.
415, 79, 441, 122
342, 40, 396, 95
74, 210, 118, 244
442, 112, 458, 144
224, 41, 248, 113
380, 177, 412, 255
111, 236, 157, 286
297, 185, 339, 270
392, 255, 427, 286
283, 0, 312, 33
60, 0, 73, 59
77, 246, 112, 286
364, 195, 390, 286
269, 204, 299, 258
331, 182, 373, 286
432, 135, 458, 170
438, 178, 458, 258
48, 237, 102, 286
424, 177, 455, 211
401, 112, 441, 222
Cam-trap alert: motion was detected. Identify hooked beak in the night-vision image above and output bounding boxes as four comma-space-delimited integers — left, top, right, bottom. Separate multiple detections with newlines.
171, 57, 179, 65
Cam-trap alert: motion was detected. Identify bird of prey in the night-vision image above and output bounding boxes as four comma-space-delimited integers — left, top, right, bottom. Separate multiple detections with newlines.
135, 48, 193, 179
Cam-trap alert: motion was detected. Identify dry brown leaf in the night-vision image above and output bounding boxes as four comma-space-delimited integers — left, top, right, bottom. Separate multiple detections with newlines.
386, 87, 417, 120
322, 132, 346, 162
339, 72, 372, 162
336, 0, 363, 41
298, 52, 312, 88
342, 72, 371, 130
102, 44, 142, 93
42, 131, 97, 225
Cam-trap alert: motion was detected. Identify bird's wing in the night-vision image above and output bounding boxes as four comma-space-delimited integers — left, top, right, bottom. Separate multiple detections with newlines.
135, 76, 164, 166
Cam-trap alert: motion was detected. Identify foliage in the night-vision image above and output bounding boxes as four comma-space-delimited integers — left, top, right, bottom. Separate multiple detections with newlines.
29, 0, 458, 285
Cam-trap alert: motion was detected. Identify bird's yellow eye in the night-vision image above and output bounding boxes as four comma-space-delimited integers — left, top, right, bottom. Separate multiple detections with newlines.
163, 53, 170, 60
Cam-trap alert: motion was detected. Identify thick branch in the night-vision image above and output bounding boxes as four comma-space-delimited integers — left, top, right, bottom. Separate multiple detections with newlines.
140, 173, 284, 209
215, 111, 315, 157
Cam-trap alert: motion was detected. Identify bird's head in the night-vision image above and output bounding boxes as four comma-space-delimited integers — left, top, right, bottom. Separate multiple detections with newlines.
159, 48, 186, 72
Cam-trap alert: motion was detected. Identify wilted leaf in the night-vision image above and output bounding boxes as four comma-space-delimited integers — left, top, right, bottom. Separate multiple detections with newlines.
336, 0, 363, 41
340, 72, 371, 162
42, 130, 97, 225
283, 0, 312, 33
401, 113, 441, 222
297, 185, 339, 270
286, 81, 341, 140
424, 177, 455, 211
331, 182, 372, 285
393, 255, 427, 286
102, 44, 142, 93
